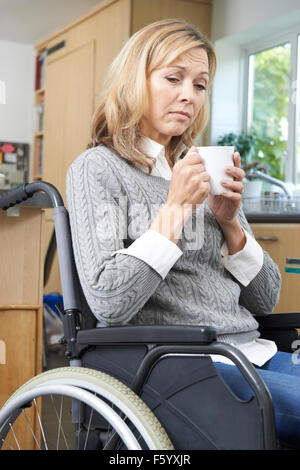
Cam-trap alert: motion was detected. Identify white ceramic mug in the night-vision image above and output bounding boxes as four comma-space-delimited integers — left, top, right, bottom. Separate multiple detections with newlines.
197, 146, 235, 195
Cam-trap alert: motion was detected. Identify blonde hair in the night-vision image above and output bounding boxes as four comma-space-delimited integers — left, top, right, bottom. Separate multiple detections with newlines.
90, 18, 217, 172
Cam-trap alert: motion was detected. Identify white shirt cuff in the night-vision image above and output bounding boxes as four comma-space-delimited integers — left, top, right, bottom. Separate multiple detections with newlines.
112, 229, 183, 279
221, 229, 264, 287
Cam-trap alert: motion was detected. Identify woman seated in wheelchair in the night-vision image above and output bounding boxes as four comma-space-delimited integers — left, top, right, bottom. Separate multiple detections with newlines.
66, 19, 300, 447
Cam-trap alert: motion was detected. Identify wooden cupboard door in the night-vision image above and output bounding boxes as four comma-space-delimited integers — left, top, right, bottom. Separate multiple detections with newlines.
62, 41, 95, 189
131, 0, 212, 38
43, 41, 95, 202
250, 223, 300, 313
0, 208, 44, 306
0, 307, 42, 405
0, 306, 42, 450
91, 0, 131, 97
42, 52, 66, 199
174, 1, 212, 38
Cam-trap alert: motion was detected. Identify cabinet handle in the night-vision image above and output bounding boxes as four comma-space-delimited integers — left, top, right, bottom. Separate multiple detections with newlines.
255, 236, 278, 241
47, 40, 66, 56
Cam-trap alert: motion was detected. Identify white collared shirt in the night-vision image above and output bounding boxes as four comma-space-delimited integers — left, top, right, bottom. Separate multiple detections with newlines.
113, 136, 277, 366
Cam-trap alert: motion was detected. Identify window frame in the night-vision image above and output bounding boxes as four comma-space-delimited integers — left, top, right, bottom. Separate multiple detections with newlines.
242, 26, 299, 183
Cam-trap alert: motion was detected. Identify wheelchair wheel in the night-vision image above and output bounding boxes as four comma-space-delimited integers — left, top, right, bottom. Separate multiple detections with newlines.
0, 367, 173, 450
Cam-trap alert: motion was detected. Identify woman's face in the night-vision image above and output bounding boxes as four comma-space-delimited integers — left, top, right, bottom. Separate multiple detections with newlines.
140, 47, 209, 146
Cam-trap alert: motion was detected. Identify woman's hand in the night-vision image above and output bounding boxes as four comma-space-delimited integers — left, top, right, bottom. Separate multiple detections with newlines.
207, 152, 244, 227
207, 152, 246, 254
166, 146, 210, 211
150, 146, 210, 243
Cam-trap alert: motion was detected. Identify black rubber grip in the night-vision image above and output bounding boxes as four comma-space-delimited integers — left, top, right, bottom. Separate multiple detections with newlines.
0, 184, 32, 211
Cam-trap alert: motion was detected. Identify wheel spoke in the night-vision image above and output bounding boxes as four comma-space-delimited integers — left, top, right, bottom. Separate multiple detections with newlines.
8, 423, 20, 450
50, 395, 69, 450
83, 402, 94, 450
1, 437, 15, 450
22, 409, 41, 449
33, 399, 48, 450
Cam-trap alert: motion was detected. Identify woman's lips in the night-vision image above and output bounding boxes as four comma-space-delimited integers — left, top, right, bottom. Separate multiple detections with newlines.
169, 111, 191, 120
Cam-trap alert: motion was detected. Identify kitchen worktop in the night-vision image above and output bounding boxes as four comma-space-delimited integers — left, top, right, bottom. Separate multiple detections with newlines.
245, 212, 300, 223
242, 195, 300, 222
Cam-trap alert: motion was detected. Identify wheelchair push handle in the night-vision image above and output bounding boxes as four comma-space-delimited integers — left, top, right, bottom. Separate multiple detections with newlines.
0, 184, 31, 211
0, 181, 64, 211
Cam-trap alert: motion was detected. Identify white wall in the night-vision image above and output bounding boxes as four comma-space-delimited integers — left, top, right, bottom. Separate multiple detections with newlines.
0, 0, 104, 44
210, 0, 300, 145
0, 41, 35, 143
211, 0, 300, 43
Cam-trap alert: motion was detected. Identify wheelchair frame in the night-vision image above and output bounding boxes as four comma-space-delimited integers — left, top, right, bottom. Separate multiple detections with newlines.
0, 182, 277, 450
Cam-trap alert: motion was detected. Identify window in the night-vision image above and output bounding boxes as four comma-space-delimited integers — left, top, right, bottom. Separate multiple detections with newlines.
245, 30, 299, 185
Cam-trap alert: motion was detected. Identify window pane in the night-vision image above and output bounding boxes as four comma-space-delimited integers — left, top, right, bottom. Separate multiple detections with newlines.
295, 35, 300, 186
247, 43, 291, 180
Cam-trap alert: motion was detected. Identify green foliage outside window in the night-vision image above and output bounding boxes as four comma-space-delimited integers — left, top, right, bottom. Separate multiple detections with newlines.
218, 43, 290, 181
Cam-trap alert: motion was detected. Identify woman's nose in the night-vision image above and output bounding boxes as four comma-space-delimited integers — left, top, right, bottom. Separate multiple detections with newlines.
178, 81, 195, 102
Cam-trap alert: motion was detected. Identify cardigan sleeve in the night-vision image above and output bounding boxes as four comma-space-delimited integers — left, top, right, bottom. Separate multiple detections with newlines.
66, 149, 164, 326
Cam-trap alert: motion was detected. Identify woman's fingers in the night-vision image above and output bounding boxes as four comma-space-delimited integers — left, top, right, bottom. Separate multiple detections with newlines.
221, 152, 244, 195
221, 178, 244, 194
169, 146, 211, 207
233, 151, 241, 166
225, 152, 245, 181
225, 166, 245, 182
175, 147, 208, 177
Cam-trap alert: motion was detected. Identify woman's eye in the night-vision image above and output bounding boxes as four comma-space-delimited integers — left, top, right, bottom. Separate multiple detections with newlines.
166, 77, 179, 83
195, 84, 206, 91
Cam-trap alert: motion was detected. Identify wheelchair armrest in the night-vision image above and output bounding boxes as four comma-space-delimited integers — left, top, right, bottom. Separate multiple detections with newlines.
76, 324, 216, 345
255, 312, 300, 330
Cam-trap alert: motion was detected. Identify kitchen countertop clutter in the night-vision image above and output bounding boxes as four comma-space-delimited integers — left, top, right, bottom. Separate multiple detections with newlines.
242, 194, 300, 223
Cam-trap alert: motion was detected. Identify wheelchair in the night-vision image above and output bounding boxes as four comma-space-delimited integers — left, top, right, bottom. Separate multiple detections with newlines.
0, 181, 299, 450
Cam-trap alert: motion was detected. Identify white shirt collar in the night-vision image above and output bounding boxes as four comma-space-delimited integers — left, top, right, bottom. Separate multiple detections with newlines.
140, 136, 185, 181
140, 136, 165, 160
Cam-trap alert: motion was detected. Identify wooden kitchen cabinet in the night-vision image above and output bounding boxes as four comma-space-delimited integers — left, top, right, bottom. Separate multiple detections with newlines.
42, 40, 95, 200
0, 207, 44, 449
131, 0, 212, 39
250, 223, 300, 313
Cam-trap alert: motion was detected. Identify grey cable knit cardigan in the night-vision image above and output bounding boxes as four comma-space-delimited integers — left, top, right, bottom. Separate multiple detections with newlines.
66, 144, 281, 346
